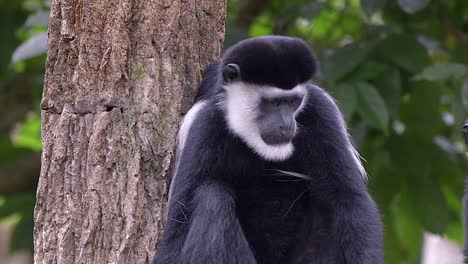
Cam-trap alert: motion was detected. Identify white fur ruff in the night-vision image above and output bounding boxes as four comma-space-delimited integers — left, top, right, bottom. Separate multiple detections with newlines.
223, 83, 308, 161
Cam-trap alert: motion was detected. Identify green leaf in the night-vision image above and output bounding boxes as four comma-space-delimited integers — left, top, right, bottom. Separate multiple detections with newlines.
374, 68, 401, 117
408, 172, 449, 233
323, 43, 370, 82
12, 112, 42, 151
382, 215, 404, 264
360, 0, 386, 16
0, 8, 28, 73
368, 150, 402, 208
347, 60, 388, 81
451, 97, 466, 141
397, 0, 431, 14
399, 82, 443, 139
10, 213, 33, 252
308, 9, 339, 39
329, 83, 357, 121
248, 15, 273, 37
0, 192, 35, 219
376, 34, 431, 73
442, 184, 462, 219
0, 137, 26, 165
391, 193, 423, 262
0, 193, 35, 253
355, 82, 389, 131
414, 62, 468, 81
462, 77, 468, 111
389, 136, 450, 234
452, 41, 468, 65
445, 221, 464, 244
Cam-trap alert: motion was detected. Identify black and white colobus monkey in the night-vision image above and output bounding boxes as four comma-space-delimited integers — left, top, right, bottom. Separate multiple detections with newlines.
154, 36, 383, 264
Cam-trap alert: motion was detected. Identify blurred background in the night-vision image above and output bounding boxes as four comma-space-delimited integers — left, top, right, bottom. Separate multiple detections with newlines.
1, 0, 468, 263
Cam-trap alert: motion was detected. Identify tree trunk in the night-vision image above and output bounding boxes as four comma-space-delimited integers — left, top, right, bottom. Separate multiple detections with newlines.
34, 1, 226, 263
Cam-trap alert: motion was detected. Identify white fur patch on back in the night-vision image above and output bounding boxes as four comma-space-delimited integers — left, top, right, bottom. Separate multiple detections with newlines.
223, 83, 307, 161
168, 100, 207, 202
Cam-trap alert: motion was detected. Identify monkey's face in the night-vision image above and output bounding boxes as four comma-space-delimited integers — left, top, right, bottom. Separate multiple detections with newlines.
257, 93, 304, 145
222, 63, 307, 161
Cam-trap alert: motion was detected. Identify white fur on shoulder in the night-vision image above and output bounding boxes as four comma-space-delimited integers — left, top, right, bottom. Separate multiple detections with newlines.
168, 100, 207, 202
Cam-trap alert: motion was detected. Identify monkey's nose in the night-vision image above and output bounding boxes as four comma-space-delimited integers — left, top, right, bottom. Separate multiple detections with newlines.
280, 117, 295, 136
280, 125, 295, 138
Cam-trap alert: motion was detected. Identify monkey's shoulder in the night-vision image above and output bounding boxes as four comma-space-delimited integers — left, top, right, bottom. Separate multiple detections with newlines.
297, 83, 344, 125
182, 100, 230, 150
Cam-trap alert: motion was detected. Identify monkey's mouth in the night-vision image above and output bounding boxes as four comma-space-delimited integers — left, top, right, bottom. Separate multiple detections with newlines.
261, 131, 294, 146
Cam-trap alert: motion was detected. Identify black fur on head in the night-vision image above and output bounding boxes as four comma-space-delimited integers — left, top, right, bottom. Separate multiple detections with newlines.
221, 35, 317, 89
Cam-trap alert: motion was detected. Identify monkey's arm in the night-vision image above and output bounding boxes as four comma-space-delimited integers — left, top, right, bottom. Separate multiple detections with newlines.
155, 176, 256, 264
180, 181, 256, 264
297, 85, 383, 263
298, 157, 383, 264
311, 189, 383, 264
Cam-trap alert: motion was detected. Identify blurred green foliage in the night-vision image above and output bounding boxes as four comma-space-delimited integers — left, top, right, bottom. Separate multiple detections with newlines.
0, 0, 48, 255
1, 0, 468, 263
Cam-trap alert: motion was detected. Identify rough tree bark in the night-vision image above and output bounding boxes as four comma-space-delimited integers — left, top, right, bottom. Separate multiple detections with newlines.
34, 1, 226, 263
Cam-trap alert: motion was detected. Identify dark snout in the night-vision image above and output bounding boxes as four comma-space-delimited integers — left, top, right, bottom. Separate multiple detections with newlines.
259, 107, 297, 145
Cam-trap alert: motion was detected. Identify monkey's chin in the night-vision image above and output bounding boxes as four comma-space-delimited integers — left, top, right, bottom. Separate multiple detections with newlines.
251, 141, 294, 162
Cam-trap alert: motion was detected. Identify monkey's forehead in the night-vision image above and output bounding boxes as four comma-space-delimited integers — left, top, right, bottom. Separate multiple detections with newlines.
222, 36, 317, 89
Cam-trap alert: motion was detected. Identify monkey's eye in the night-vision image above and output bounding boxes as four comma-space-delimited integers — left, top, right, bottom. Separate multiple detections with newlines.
223, 64, 240, 83
270, 99, 282, 106
289, 98, 303, 109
